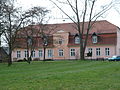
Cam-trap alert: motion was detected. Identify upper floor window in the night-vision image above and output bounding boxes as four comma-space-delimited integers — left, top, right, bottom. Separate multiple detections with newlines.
17, 51, 21, 58
92, 32, 98, 44
75, 36, 80, 44
58, 38, 63, 44
92, 36, 98, 43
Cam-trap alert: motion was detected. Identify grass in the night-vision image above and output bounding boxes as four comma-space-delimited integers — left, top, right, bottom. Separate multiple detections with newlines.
0, 60, 120, 90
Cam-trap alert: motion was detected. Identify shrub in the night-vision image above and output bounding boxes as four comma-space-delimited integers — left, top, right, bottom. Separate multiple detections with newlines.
33, 58, 40, 61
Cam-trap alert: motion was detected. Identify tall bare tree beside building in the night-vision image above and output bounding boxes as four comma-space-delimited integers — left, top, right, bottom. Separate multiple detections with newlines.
50, 0, 116, 60
1, 0, 48, 66
20, 7, 50, 62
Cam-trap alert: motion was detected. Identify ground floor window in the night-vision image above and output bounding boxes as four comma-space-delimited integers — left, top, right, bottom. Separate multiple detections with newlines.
31, 51, 35, 57
39, 50, 43, 57
48, 49, 53, 57
119, 49, 120, 55
58, 49, 64, 57
105, 48, 110, 56
87, 48, 92, 57
96, 48, 100, 56
17, 51, 21, 58
24, 50, 28, 57
88, 48, 92, 53
70, 49, 75, 56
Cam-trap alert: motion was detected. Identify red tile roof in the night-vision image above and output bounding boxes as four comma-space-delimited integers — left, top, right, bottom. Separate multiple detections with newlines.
18, 20, 117, 36
43, 20, 118, 35
15, 20, 117, 48
68, 33, 117, 46
15, 36, 54, 48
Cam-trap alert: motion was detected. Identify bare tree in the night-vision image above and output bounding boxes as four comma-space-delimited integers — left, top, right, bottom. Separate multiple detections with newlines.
1, 0, 45, 66
50, 0, 116, 60
32, 7, 49, 61
19, 6, 50, 62
31, 7, 58, 61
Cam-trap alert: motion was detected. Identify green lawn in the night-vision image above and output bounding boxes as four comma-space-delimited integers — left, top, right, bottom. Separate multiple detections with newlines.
0, 60, 120, 90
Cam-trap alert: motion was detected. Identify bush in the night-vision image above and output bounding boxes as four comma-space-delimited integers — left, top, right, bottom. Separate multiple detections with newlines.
17, 59, 26, 62
33, 58, 40, 61
44, 59, 54, 61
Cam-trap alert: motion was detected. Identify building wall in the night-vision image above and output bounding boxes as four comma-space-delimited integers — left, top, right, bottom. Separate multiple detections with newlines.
53, 30, 69, 60
116, 28, 120, 55
85, 45, 116, 59
12, 30, 117, 61
12, 48, 54, 61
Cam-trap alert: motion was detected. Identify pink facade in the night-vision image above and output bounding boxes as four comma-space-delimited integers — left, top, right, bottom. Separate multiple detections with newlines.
12, 20, 120, 61
116, 28, 120, 55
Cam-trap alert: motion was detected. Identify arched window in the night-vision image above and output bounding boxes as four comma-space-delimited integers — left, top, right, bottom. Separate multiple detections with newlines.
92, 32, 98, 43
75, 36, 80, 44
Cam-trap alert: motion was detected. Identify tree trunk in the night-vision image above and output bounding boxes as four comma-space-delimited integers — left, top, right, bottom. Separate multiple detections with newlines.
8, 50, 12, 66
80, 42, 85, 60
43, 46, 46, 61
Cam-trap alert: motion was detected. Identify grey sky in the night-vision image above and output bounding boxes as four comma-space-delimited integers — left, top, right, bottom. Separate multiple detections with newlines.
16, 0, 120, 26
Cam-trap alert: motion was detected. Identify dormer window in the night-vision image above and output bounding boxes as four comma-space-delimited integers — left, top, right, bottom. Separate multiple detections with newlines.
92, 32, 98, 44
75, 34, 80, 44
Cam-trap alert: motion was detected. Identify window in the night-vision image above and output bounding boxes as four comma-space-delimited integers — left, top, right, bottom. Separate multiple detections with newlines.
70, 49, 75, 56
39, 50, 43, 57
105, 48, 110, 56
75, 36, 80, 44
88, 48, 92, 53
58, 49, 64, 57
96, 48, 100, 56
32, 51, 35, 57
48, 49, 53, 57
92, 36, 98, 43
87, 48, 92, 57
17, 51, 21, 58
24, 50, 28, 57
58, 38, 63, 44
119, 49, 120, 55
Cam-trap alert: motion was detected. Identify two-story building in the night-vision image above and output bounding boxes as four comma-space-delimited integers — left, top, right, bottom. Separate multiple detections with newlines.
12, 20, 120, 61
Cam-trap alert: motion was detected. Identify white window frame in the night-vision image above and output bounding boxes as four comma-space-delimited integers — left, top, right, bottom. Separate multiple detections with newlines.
119, 49, 120, 55
58, 49, 64, 57
88, 48, 92, 53
96, 48, 100, 56
75, 36, 80, 44
39, 50, 43, 57
105, 48, 110, 56
32, 51, 35, 57
70, 49, 75, 56
17, 51, 21, 58
92, 36, 97, 43
48, 49, 53, 57
24, 50, 28, 58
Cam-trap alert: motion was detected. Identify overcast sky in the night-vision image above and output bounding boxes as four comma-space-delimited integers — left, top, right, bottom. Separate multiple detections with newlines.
16, 0, 120, 27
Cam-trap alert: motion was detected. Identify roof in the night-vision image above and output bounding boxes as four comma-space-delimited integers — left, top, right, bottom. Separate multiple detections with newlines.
68, 33, 117, 46
45, 20, 118, 35
18, 20, 118, 36
15, 36, 54, 48
15, 20, 117, 48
